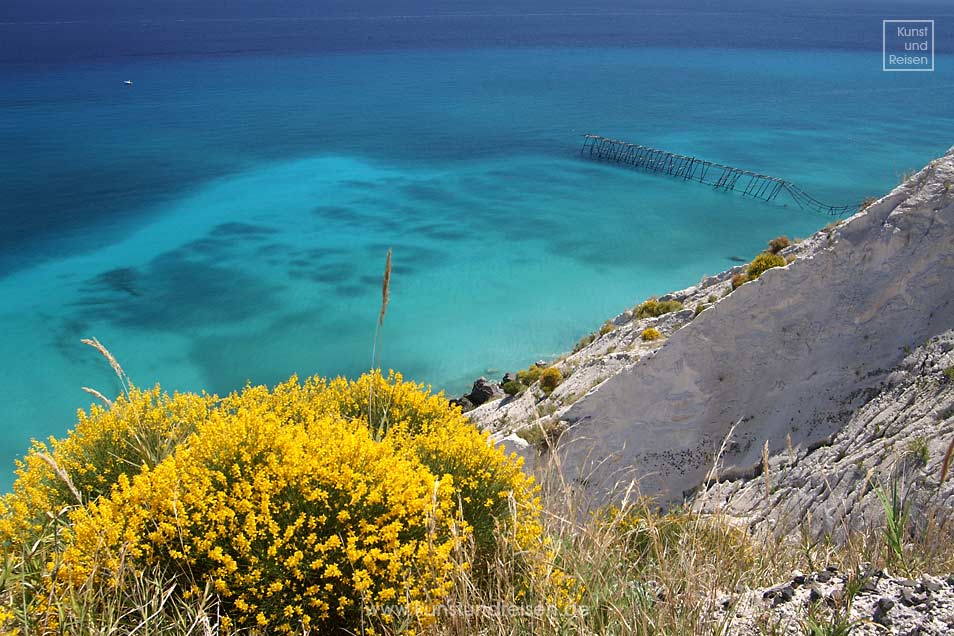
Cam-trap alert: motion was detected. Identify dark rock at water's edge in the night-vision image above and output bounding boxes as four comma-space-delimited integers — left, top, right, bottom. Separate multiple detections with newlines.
449, 396, 475, 412
468, 377, 503, 406
450, 375, 510, 413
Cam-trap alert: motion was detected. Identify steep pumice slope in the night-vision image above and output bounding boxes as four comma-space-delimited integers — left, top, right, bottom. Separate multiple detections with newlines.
553, 148, 954, 502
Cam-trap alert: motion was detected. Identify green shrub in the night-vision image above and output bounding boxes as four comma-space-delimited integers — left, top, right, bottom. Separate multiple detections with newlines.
731, 273, 747, 290
635, 299, 658, 318
573, 333, 596, 353
943, 366, 954, 383
517, 366, 543, 386
746, 252, 786, 280
641, 328, 662, 342
635, 298, 684, 319
539, 367, 563, 396
693, 303, 707, 317
767, 236, 790, 254
707, 294, 718, 303
502, 380, 524, 396
599, 320, 616, 336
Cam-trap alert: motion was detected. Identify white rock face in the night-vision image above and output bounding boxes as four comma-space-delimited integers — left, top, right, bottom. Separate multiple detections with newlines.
694, 330, 954, 538
554, 149, 954, 503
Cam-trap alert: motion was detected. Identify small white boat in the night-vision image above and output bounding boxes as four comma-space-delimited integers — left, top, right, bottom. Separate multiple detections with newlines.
124, 80, 133, 86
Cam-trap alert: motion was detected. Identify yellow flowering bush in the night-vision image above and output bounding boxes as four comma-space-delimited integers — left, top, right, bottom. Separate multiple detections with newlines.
746, 251, 787, 280
0, 386, 214, 548
1, 371, 543, 634
61, 399, 461, 633
280, 371, 543, 566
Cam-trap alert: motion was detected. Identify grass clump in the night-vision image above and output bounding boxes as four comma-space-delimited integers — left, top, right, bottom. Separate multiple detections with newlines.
635, 298, 684, 319
907, 436, 930, 465
874, 472, 914, 574
539, 367, 563, 396
746, 251, 787, 280
516, 419, 568, 451
731, 273, 747, 290
641, 327, 662, 342
943, 366, 954, 382
767, 235, 790, 254
599, 320, 616, 336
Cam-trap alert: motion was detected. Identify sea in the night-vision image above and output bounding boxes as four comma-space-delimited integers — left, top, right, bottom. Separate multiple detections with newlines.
1, 0, 952, 488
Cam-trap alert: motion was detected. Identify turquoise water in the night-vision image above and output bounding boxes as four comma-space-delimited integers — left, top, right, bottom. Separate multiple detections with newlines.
1, 43, 953, 486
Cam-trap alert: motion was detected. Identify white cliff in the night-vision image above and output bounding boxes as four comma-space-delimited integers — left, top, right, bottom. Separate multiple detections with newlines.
473, 147, 954, 516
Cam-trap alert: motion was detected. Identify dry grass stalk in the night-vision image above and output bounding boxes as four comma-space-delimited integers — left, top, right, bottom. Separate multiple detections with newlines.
81, 337, 131, 400
81, 386, 113, 409
762, 440, 771, 498
379, 247, 392, 328
369, 248, 393, 435
35, 452, 83, 506
370, 248, 393, 372
703, 418, 740, 489
941, 436, 954, 485
81, 337, 126, 383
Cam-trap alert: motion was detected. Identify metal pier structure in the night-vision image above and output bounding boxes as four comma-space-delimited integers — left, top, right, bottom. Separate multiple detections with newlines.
580, 134, 858, 216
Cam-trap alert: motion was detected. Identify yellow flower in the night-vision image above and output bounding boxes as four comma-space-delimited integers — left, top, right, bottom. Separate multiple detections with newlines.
3, 370, 544, 635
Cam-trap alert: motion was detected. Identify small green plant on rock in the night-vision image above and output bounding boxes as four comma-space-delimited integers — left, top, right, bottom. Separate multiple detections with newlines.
907, 436, 930, 465
502, 380, 524, 397
573, 333, 597, 353
943, 366, 954, 382
599, 320, 615, 336
746, 252, 787, 280
874, 473, 913, 574
801, 573, 865, 636
516, 365, 543, 386
731, 273, 747, 290
641, 328, 662, 342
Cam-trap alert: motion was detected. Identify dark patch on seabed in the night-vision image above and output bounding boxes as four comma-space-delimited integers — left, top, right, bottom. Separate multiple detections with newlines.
209, 222, 278, 239
402, 182, 464, 205
312, 204, 402, 232
363, 242, 446, 268
73, 249, 284, 331
297, 262, 355, 285
187, 309, 370, 391
334, 284, 366, 298
86, 267, 141, 297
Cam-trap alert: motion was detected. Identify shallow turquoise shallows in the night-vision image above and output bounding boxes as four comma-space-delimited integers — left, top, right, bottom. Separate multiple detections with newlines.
1, 45, 952, 487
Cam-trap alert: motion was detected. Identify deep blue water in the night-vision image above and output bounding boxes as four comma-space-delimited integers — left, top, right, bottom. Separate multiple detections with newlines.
1, 1, 953, 487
